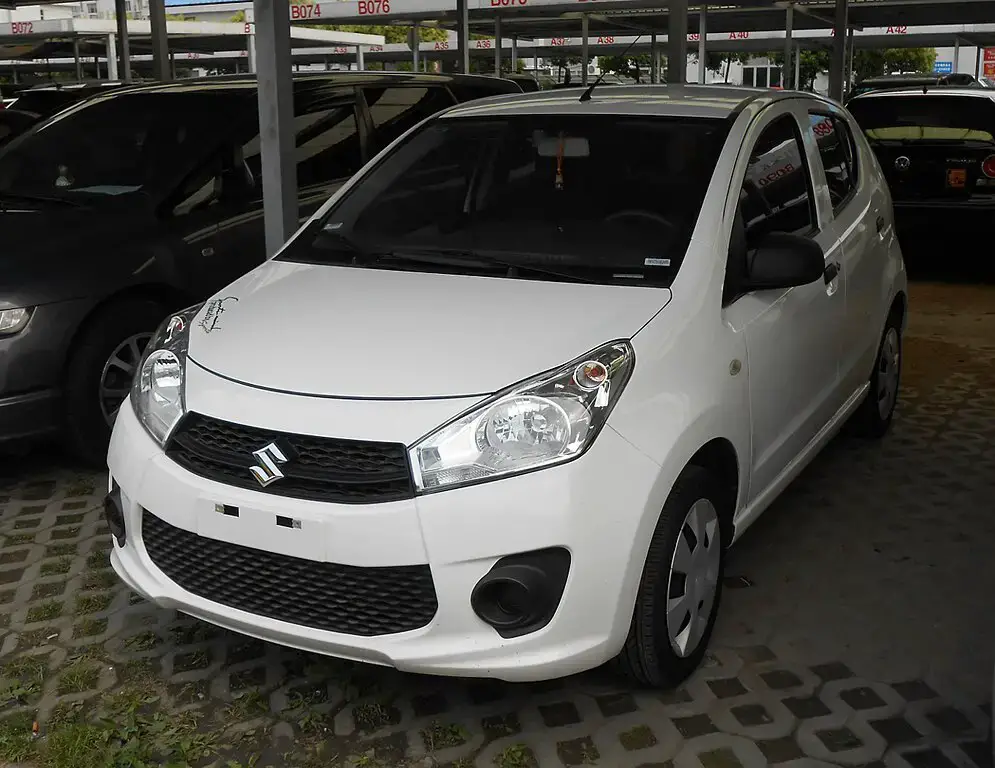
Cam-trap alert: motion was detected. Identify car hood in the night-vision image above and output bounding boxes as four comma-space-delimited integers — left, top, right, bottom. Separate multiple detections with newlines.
187, 260, 671, 399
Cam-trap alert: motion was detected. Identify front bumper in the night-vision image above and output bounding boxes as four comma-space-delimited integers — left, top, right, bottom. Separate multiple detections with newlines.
108, 397, 663, 682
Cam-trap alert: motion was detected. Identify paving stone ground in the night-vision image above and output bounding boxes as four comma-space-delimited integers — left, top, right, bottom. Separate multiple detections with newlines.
1, 279, 993, 768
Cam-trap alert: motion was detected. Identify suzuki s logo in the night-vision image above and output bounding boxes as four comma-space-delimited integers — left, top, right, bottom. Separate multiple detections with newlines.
894, 155, 911, 172
250, 442, 289, 487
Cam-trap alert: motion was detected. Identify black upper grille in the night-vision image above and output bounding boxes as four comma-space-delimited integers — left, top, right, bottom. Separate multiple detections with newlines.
142, 510, 438, 636
165, 413, 414, 504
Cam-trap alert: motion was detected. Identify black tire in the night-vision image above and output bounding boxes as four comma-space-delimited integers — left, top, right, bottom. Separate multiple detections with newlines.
848, 310, 903, 439
63, 298, 169, 466
614, 465, 727, 688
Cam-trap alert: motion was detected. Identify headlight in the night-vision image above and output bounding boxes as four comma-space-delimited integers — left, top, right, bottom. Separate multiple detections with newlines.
131, 303, 202, 446
410, 340, 634, 492
0, 307, 31, 336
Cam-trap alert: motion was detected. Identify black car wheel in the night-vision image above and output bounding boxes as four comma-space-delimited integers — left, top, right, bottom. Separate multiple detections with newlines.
63, 298, 169, 466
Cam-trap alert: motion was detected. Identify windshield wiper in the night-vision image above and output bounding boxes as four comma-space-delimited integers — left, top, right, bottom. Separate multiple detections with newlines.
377, 247, 599, 284
0, 190, 84, 210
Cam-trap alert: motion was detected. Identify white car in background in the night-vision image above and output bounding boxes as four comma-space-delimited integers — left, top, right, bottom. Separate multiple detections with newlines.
106, 85, 907, 686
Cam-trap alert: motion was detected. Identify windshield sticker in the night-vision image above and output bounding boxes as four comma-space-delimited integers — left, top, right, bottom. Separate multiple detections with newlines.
198, 296, 239, 334
644, 258, 671, 267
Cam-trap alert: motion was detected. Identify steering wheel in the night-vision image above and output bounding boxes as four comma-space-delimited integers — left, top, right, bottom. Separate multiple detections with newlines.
605, 209, 676, 233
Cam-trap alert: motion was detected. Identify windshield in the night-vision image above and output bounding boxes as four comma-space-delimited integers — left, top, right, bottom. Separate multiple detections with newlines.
0, 91, 249, 203
280, 113, 730, 286
848, 95, 995, 143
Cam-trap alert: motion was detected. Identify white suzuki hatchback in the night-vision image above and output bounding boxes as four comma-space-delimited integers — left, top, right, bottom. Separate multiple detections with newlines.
107, 85, 906, 687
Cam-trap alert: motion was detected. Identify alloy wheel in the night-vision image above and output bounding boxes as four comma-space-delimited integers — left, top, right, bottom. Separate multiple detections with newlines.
877, 327, 901, 420
666, 498, 721, 658
100, 332, 152, 426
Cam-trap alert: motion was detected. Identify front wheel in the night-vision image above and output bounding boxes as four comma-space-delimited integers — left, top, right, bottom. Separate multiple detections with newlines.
614, 466, 726, 688
63, 299, 168, 466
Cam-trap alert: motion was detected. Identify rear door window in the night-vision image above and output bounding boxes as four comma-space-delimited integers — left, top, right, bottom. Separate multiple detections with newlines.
848, 95, 995, 143
362, 86, 456, 155
809, 113, 857, 211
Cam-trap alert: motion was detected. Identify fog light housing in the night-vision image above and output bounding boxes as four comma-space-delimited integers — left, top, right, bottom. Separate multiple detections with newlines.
470, 547, 570, 638
104, 483, 126, 547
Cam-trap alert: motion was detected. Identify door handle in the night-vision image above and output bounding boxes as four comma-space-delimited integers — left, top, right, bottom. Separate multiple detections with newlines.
823, 261, 840, 285
876, 215, 885, 234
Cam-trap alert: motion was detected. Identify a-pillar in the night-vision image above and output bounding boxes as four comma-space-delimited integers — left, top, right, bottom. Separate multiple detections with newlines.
828, 0, 848, 101
147, 0, 170, 80
253, 0, 298, 256
697, 6, 706, 83
494, 16, 502, 74
783, 3, 793, 88
580, 14, 589, 86
114, 0, 131, 81
107, 34, 119, 80
667, 0, 688, 84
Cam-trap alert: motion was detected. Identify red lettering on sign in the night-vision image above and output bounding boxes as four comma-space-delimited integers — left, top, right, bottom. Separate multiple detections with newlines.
812, 118, 834, 137
687, 33, 700, 42
758, 162, 795, 187
357, 0, 388, 14
10, 21, 33, 34
434, 40, 449, 50
476, 39, 493, 48
728, 31, 748, 40
244, 22, 251, 33
550, 37, 566, 45
490, 0, 528, 6
596, 36, 614, 44
886, 25, 907, 34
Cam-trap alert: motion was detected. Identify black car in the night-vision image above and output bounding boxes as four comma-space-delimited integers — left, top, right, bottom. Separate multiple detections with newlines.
847, 87, 995, 221
0, 71, 521, 462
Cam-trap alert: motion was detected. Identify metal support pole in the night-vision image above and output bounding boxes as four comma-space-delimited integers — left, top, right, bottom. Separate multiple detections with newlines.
976, 45, 983, 79
846, 26, 855, 96
73, 38, 82, 82
667, 0, 688, 84
494, 16, 502, 74
456, 0, 469, 73
783, 4, 793, 88
953, 37, 960, 72
147, 0, 170, 80
510, 35, 517, 72
828, 0, 847, 101
107, 34, 119, 80
795, 42, 801, 89
698, 6, 706, 83
412, 23, 419, 71
114, 0, 131, 81
356, 45, 365, 69
650, 33, 658, 83
254, 0, 298, 256
581, 14, 589, 86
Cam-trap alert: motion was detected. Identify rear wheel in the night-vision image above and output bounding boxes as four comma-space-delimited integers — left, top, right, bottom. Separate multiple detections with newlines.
614, 466, 726, 688
63, 299, 168, 466
849, 312, 902, 439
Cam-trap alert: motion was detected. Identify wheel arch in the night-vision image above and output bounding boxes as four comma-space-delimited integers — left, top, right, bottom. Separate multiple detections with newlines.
685, 437, 740, 547
889, 290, 908, 333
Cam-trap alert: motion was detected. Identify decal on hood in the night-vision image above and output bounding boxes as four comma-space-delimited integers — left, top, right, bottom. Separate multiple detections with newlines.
198, 296, 239, 334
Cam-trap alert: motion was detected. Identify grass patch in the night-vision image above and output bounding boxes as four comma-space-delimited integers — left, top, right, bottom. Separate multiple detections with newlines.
85, 550, 109, 570
40, 557, 72, 576
58, 661, 100, 694
0, 710, 38, 763
45, 543, 77, 558
6, 533, 35, 546
82, 569, 118, 590
75, 593, 113, 615
495, 743, 538, 768
26, 600, 64, 623
65, 477, 97, 497
224, 688, 270, 722
32, 581, 66, 600
73, 618, 107, 639
124, 631, 161, 652
1, 654, 48, 705
422, 720, 469, 751
352, 700, 397, 732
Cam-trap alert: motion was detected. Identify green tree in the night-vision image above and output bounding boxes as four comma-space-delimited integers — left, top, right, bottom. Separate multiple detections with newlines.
599, 53, 652, 82
769, 49, 830, 90
853, 47, 936, 81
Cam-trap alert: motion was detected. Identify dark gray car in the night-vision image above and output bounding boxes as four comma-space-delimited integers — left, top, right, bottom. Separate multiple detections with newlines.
0, 71, 521, 464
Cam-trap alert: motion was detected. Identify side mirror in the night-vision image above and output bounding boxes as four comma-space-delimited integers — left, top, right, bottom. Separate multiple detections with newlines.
744, 232, 825, 291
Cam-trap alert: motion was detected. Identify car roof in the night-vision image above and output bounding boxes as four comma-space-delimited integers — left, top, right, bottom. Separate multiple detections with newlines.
98, 71, 521, 98
849, 86, 995, 101
441, 84, 810, 120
